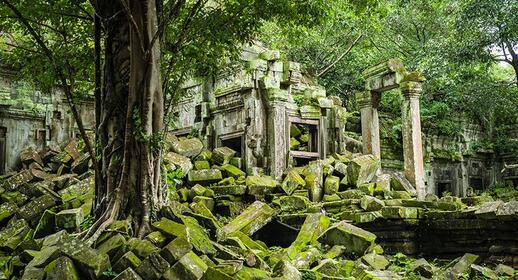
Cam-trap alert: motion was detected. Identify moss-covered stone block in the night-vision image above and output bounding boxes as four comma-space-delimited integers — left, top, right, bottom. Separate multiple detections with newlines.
113, 251, 141, 273
360, 196, 385, 211
347, 155, 380, 186
287, 212, 330, 259
217, 201, 276, 241
318, 221, 376, 256
194, 161, 210, 170
281, 170, 305, 195
0, 219, 31, 250
160, 236, 193, 264
221, 164, 245, 178
113, 268, 143, 280
44, 256, 79, 280
162, 251, 208, 280
212, 147, 236, 165
187, 169, 223, 186
324, 175, 340, 195
55, 208, 83, 231
135, 252, 170, 280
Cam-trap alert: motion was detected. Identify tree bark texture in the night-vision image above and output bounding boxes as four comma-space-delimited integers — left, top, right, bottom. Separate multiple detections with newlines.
88, 0, 164, 240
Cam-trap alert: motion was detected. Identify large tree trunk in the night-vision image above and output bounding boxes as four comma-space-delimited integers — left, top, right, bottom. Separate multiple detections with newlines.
88, 0, 164, 240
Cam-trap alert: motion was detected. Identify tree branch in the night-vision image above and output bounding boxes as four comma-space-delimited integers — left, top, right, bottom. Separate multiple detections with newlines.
317, 33, 363, 77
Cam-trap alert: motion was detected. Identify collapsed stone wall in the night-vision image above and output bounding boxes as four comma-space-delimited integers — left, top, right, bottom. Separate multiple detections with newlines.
0, 136, 516, 279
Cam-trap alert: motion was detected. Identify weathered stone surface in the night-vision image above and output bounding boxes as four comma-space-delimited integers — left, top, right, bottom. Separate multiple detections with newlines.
97, 233, 126, 258
324, 175, 340, 195
212, 147, 236, 165
172, 138, 204, 158
470, 264, 498, 279
135, 252, 169, 280
21, 267, 45, 280
146, 231, 167, 247
246, 175, 277, 197
474, 201, 503, 219
279, 195, 310, 212
0, 202, 17, 222
114, 268, 143, 280
361, 253, 389, 270
442, 253, 479, 279
162, 251, 208, 280
44, 256, 79, 280
127, 238, 160, 259
305, 161, 324, 202
381, 206, 418, 219
411, 258, 434, 278
55, 208, 83, 231
357, 270, 401, 279
495, 264, 514, 277
0, 219, 31, 250
187, 169, 223, 185
113, 251, 141, 273
160, 236, 192, 264
272, 260, 302, 279
180, 215, 216, 255
281, 170, 305, 195
347, 155, 380, 186
221, 164, 245, 178
287, 212, 330, 259
59, 239, 111, 277
17, 194, 56, 222
194, 160, 210, 170
318, 221, 376, 256
217, 201, 276, 241
354, 211, 383, 223
390, 172, 417, 196
163, 152, 193, 175
211, 185, 247, 196
360, 196, 385, 211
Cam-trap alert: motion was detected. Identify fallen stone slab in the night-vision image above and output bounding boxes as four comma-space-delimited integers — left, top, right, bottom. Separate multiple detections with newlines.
172, 138, 203, 158
347, 155, 380, 186
442, 253, 480, 279
411, 258, 434, 278
163, 152, 193, 175
160, 236, 192, 264
318, 221, 377, 256
135, 252, 170, 280
0, 219, 31, 250
113, 251, 141, 273
360, 196, 385, 211
114, 268, 143, 280
287, 212, 330, 259
390, 172, 416, 196
162, 251, 208, 280
281, 170, 305, 195
44, 256, 79, 280
217, 201, 276, 241
187, 169, 223, 186
212, 147, 236, 165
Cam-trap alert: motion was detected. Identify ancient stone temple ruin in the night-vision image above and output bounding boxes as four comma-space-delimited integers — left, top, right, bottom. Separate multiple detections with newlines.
0, 68, 95, 174
358, 59, 427, 199
171, 44, 348, 180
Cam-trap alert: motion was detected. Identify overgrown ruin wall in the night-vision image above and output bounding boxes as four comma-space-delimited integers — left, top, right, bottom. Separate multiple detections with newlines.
0, 69, 94, 174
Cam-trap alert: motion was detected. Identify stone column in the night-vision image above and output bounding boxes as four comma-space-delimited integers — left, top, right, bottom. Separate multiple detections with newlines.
400, 81, 426, 199
358, 91, 381, 159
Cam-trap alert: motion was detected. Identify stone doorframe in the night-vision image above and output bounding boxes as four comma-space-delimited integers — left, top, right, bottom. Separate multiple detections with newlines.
358, 59, 427, 199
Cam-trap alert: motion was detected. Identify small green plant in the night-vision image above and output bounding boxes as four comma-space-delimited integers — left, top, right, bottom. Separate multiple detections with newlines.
102, 268, 118, 278
80, 215, 93, 231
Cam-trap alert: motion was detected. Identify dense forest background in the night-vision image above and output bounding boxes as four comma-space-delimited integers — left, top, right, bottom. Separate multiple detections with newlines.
2, 0, 516, 158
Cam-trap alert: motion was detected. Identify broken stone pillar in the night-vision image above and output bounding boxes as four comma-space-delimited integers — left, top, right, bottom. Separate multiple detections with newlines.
267, 92, 288, 180
358, 91, 381, 159
400, 80, 426, 199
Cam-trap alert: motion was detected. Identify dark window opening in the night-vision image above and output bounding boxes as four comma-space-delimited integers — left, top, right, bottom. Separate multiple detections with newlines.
438, 182, 452, 197
293, 157, 312, 167
221, 136, 242, 157
194, 105, 202, 123
290, 123, 318, 153
470, 178, 483, 191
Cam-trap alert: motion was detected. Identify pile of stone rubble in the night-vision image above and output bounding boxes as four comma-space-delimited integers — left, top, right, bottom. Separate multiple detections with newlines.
0, 137, 515, 279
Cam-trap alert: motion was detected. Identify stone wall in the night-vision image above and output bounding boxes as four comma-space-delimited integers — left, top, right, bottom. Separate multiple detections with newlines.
0, 70, 94, 174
